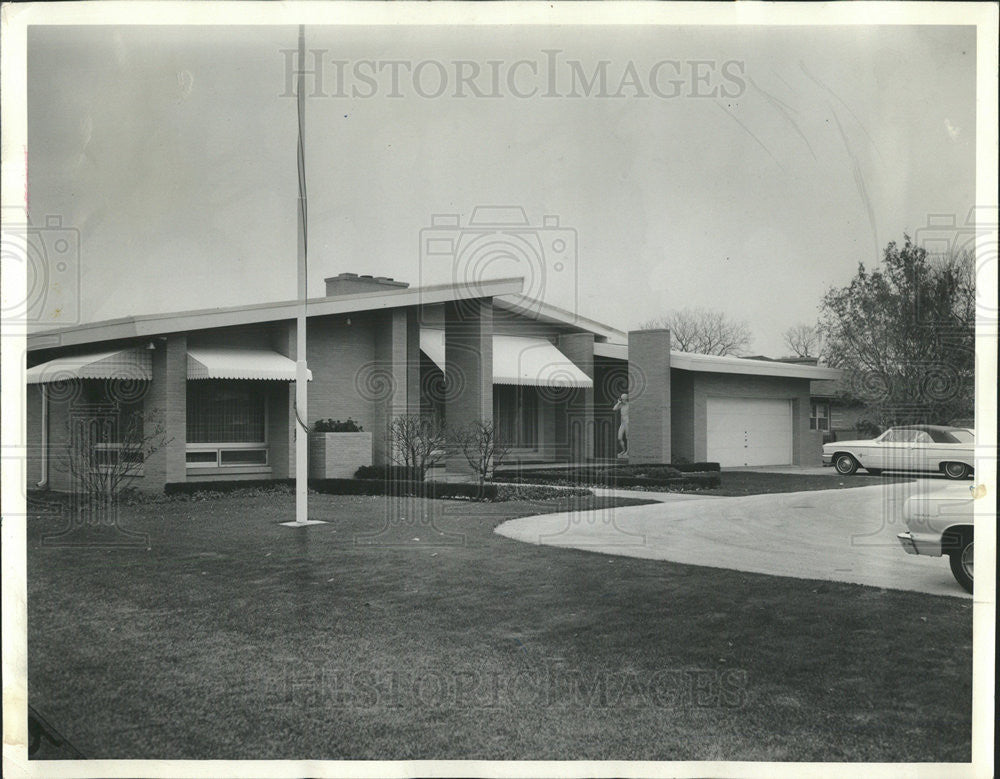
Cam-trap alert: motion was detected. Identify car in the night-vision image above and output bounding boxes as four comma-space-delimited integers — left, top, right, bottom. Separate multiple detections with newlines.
821, 425, 974, 479
897, 484, 975, 592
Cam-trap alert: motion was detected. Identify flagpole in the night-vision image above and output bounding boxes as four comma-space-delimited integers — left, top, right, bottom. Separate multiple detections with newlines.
293, 24, 312, 526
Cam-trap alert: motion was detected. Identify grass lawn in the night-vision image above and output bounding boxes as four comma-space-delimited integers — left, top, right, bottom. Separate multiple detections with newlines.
27, 491, 970, 761
700, 471, 914, 496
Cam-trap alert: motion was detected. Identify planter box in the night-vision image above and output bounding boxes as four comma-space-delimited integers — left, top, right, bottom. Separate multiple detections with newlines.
308, 432, 372, 479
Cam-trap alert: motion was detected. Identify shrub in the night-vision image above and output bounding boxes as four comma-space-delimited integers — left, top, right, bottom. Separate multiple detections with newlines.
313, 418, 363, 433
354, 465, 425, 482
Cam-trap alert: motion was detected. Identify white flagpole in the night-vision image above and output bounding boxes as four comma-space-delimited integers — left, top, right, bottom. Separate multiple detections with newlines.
293, 24, 311, 525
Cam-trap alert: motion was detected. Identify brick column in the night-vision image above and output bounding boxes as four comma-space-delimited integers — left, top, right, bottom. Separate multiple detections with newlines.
445, 298, 493, 476
144, 334, 187, 490
373, 308, 413, 465
557, 333, 595, 461
627, 329, 671, 464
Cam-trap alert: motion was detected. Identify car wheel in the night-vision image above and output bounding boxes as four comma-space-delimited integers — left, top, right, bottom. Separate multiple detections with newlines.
834, 454, 858, 475
949, 533, 973, 593
866, 468, 882, 476
944, 462, 970, 480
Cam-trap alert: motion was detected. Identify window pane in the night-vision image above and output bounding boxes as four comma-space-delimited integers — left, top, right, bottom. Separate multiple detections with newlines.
220, 448, 267, 465
186, 450, 218, 465
187, 381, 266, 443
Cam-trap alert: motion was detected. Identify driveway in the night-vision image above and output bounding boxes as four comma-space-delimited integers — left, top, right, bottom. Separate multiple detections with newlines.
496, 479, 976, 598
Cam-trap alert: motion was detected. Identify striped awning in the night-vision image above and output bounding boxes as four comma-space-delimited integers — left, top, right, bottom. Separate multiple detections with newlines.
419, 330, 592, 388
26, 348, 152, 384
187, 348, 310, 381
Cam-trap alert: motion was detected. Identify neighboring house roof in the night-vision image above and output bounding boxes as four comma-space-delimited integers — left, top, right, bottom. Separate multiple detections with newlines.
594, 342, 841, 380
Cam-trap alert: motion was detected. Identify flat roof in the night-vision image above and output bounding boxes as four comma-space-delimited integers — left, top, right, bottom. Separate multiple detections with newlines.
594, 341, 841, 380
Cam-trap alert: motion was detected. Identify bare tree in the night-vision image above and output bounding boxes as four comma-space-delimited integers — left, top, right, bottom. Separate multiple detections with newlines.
60, 407, 171, 509
387, 414, 447, 479
641, 308, 752, 356
782, 323, 824, 359
452, 419, 510, 487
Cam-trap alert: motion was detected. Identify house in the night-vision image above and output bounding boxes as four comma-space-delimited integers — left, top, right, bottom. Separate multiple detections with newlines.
25, 272, 840, 493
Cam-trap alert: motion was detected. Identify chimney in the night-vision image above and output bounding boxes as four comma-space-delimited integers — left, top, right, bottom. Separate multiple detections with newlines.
324, 272, 410, 297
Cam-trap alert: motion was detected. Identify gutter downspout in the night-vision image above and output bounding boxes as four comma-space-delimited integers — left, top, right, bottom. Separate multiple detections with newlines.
37, 385, 49, 488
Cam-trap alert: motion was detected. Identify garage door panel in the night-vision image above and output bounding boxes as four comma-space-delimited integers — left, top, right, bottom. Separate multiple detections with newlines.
707, 398, 792, 467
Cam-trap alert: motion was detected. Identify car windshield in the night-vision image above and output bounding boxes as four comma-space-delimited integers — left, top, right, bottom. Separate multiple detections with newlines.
948, 429, 974, 443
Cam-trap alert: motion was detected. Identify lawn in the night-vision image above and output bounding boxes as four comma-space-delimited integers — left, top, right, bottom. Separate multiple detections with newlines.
27, 491, 971, 761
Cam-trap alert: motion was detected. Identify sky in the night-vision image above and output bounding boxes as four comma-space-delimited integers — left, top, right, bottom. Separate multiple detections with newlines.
26, 23, 977, 355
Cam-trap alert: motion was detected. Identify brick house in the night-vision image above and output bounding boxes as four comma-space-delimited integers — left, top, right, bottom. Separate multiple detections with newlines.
25, 273, 839, 493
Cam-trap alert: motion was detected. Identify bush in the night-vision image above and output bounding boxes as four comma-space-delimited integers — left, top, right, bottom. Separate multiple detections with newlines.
313, 418, 363, 433
354, 465, 425, 482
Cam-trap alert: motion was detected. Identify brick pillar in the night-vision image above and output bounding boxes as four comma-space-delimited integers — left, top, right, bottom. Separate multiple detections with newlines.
272, 320, 297, 478
445, 299, 493, 476
627, 329, 671, 464
406, 309, 422, 415
144, 335, 187, 490
373, 308, 413, 465
557, 333, 595, 461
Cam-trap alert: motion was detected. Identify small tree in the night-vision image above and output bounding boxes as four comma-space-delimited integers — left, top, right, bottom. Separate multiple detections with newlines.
641, 308, 753, 356
452, 419, 510, 488
60, 406, 171, 510
782, 323, 824, 359
387, 414, 447, 479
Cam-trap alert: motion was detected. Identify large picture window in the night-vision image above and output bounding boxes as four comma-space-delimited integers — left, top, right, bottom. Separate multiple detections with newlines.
493, 385, 539, 448
187, 381, 267, 443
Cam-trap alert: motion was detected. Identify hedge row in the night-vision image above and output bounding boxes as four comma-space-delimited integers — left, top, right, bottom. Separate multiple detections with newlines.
494, 471, 721, 491
310, 479, 590, 502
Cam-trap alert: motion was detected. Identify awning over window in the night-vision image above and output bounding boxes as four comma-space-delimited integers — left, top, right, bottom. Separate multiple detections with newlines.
187, 348, 311, 381
419, 330, 592, 388
26, 348, 152, 384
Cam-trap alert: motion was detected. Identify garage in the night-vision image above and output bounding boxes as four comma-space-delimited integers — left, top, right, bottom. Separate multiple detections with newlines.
706, 397, 793, 467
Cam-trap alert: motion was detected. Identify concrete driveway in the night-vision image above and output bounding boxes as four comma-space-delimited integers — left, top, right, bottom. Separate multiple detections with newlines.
496, 478, 976, 598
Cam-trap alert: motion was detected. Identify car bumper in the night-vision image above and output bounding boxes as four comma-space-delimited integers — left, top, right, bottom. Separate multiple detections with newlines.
897, 531, 943, 557
821, 453, 833, 466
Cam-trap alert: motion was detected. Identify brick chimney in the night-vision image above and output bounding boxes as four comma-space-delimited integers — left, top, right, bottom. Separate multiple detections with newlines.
324, 272, 410, 297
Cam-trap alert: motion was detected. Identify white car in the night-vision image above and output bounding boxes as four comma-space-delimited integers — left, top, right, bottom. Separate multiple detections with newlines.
822, 425, 974, 479
897, 485, 975, 593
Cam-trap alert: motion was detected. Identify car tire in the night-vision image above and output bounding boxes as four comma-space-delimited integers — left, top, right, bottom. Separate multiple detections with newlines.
944, 462, 970, 480
834, 454, 859, 475
866, 468, 882, 476
949, 533, 973, 593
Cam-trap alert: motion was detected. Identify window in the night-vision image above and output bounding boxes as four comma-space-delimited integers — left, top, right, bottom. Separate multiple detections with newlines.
186, 381, 269, 469
810, 402, 830, 431
187, 381, 266, 443
493, 385, 539, 448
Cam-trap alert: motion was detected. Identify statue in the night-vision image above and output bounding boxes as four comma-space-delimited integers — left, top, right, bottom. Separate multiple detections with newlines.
612, 392, 629, 458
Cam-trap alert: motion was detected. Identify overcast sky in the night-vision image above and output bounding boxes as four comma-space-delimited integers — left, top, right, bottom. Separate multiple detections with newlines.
27, 24, 976, 355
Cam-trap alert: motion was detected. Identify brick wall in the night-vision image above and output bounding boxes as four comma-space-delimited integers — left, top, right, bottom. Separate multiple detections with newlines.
627, 329, 672, 464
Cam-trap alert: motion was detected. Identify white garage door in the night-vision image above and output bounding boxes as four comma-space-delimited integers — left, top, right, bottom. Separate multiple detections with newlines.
706, 398, 793, 467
